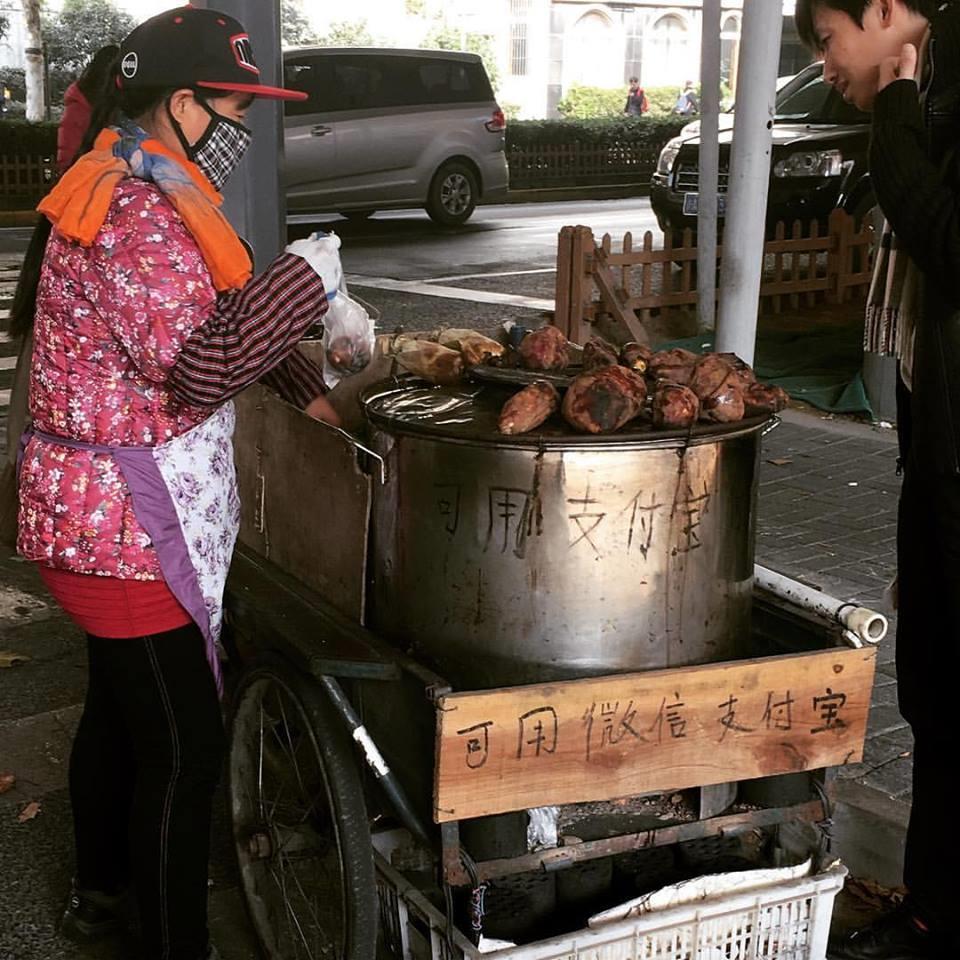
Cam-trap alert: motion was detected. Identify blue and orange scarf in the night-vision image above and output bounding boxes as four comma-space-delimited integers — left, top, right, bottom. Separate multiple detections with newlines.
38, 121, 252, 292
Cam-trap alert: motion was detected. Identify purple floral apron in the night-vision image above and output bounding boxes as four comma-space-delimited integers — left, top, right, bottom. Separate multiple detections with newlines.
20, 402, 240, 694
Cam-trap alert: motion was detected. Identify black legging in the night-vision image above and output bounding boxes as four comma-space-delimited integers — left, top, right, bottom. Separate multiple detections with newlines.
69, 624, 225, 960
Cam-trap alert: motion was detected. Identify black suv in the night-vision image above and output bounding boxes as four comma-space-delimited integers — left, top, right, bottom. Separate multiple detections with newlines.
651, 62, 873, 239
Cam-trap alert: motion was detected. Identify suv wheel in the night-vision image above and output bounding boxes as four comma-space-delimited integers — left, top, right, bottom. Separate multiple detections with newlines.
427, 161, 477, 226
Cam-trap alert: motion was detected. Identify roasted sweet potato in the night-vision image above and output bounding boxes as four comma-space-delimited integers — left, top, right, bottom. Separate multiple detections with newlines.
582, 336, 620, 371
648, 347, 699, 385
620, 341, 652, 373
714, 352, 757, 389
519, 326, 570, 371
395, 341, 464, 385
562, 365, 648, 434
690, 354, 745, 423
498, 381, 560, 435
744, 382, 789, 416
437, 329, 506, 368
652, 384, 700, 429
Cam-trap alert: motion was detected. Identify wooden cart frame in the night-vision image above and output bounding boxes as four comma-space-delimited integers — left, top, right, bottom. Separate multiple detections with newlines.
223, 381, 876, 958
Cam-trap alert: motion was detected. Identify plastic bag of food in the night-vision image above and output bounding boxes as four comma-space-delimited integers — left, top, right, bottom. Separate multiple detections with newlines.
322, 286, 376, 388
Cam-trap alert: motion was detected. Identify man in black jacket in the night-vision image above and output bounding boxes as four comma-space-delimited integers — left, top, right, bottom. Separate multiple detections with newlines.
796, 2, 960, 958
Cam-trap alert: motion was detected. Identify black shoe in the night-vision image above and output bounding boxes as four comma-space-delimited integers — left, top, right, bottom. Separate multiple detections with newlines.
58, 882, 129, 941
828, 905, 939, 960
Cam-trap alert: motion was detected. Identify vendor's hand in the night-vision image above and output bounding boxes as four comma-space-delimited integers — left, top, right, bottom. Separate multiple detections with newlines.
285, 232, 343, 298
878, 42, 918, 94
305, 393, 342, 428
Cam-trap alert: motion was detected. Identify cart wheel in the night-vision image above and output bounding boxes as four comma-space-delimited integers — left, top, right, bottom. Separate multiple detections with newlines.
229, 660, 378, 959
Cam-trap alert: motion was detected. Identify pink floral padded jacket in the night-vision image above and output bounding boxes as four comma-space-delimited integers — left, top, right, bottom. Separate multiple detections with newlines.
18, 179, 219, 579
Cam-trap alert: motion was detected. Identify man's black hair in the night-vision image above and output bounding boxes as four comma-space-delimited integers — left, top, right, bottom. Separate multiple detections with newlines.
795, 0, 939, 51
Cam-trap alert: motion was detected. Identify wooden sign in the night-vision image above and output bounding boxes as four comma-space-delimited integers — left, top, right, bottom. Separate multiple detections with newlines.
434, 647, 876, 822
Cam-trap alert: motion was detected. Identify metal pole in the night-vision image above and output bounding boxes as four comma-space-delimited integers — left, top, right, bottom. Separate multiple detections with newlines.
715, 0, 783, 366
320, 676, 434, 847
195, 0, 286, 270
697, 0, 722, 332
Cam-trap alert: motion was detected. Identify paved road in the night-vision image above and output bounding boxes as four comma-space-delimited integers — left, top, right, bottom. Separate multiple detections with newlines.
0, 197, 659, 275
291, 197, 658, 279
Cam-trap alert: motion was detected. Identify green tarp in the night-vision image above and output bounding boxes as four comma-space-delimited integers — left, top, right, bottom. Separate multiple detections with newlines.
660, 321, 873, 417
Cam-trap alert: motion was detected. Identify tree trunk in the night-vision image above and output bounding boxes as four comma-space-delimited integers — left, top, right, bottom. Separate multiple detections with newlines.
23, 0, 45, 123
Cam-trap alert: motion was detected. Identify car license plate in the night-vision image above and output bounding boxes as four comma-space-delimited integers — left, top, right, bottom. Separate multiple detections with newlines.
682, 193, 726, 217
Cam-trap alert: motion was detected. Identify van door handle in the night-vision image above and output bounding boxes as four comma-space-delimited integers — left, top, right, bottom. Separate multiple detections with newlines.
310, 125, 332, 137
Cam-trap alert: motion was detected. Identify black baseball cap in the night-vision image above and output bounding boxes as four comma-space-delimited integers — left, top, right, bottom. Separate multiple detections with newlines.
118, 4, 306, 101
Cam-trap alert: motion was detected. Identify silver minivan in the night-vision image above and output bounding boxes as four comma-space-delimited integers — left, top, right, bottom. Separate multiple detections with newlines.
282, 47, 509, 226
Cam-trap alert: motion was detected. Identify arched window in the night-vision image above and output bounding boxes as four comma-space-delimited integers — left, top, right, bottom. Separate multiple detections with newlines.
644, 13, 690, 87
720, 14, 741, 92
570, 12, 617, 88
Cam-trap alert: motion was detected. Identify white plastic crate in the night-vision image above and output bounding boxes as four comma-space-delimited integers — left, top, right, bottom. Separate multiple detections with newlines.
375, 853, 847, 960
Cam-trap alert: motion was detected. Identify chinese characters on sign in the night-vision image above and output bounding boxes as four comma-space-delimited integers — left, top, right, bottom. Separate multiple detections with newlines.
456, 686, 852, 769
458, 477, 715, 560
435, 649, 875, 822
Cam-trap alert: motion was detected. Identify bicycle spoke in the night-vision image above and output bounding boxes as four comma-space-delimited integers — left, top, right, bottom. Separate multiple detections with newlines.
236, 675, 357, 960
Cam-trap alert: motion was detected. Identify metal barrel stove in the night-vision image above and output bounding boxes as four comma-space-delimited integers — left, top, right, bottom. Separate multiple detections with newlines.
363, 380, 768, 689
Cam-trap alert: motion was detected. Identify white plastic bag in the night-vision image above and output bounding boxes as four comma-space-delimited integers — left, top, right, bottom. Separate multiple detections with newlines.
526, 805, 560, 852
322, 283, 376, 388
290, 230, 375, 388
284, 231, 343, 294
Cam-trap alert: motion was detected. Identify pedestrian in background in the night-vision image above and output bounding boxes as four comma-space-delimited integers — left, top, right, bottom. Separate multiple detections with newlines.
797, 0, 958, 957
674, 80, 699, 115
624, 76, 649, 116
57, 44, 119, 172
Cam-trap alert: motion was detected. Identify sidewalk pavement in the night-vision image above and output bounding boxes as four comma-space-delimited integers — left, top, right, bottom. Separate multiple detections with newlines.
0, 257, 909, 957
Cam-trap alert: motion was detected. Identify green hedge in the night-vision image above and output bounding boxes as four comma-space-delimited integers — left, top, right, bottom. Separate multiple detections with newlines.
0, 119, 59, 156
556, 84, 692, 121
507, 116, 687, 149
556, 86, 625, 119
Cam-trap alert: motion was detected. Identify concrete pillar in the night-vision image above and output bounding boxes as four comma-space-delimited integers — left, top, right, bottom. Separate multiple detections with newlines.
546, 4, 565, 118
195, 0, 286, 271
697, 0, 721, 332
715, 0, 783, 366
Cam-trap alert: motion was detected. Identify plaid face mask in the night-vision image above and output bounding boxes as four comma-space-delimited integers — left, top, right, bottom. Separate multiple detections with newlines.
191, 103, 253, 191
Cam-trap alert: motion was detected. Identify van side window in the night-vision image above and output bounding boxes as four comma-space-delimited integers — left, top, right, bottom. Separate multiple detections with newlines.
283, 57, 334, 116
329, 58, 384, 111
415, 59, 493, 104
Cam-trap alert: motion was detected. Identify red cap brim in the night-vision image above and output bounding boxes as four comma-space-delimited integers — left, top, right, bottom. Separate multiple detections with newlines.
196, 80, 307, 101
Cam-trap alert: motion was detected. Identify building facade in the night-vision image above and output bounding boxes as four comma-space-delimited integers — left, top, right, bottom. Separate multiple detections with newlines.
478, 0, 808, 118
0, 1, 27, 70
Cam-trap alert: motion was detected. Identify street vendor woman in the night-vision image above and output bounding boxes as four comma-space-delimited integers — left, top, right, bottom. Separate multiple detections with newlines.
11, 6, 344, 960
796, 0, 960, 958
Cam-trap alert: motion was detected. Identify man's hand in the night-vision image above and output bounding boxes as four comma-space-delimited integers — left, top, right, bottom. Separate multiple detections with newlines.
878, 42, 918, 93
304, 394, 342, 428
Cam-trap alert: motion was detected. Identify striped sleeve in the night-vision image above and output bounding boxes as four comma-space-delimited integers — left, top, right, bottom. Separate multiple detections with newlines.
168, 253, 328, 407
260, 347, 328, 408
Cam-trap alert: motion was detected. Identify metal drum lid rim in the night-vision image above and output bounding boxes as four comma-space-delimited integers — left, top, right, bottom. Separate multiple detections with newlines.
360, 377, 774, 452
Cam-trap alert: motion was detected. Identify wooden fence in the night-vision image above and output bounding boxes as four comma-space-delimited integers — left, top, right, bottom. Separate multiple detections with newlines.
507, 142, 660, 189
0, 154, 56, 207
554, 208, 876, 344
